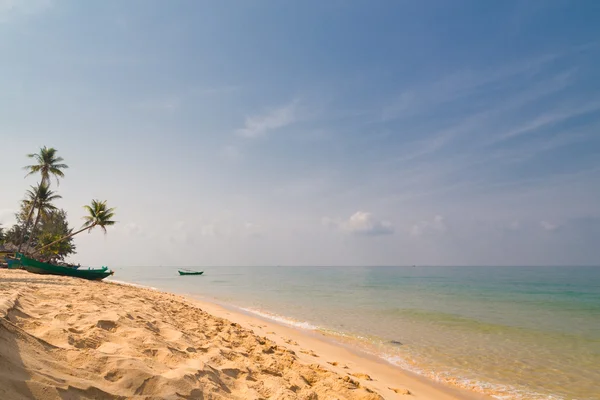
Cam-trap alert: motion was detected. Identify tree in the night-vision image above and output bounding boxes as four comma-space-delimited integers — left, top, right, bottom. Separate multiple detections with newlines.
23, 184, 62, 252
36, 210, 76, 261
34, 200, 116, 255
0, 224, 5, 245
4, 225, 25, 248
4, 202, 34, 249
18, 146, 68, 252
24, 146, 69, 186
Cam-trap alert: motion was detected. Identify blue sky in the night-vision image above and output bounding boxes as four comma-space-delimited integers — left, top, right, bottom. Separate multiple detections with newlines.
1, 0, 599, 266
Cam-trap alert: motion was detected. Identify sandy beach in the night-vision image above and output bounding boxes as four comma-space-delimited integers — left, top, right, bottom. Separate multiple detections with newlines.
0, 270, 486, 400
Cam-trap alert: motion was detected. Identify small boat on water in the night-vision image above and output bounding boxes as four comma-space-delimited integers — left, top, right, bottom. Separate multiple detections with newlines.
17, 253, 114, 281
178, 269, 204, 276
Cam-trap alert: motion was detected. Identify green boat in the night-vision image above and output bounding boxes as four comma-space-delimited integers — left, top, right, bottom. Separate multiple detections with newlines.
17, 253, 114, 281
5, 257, 22, 269
178, 269, 204, 276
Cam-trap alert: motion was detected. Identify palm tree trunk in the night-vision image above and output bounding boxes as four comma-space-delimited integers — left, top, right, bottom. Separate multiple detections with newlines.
32, 223, 96, 256
17, 192, 39, 252
24, 209, 42, 253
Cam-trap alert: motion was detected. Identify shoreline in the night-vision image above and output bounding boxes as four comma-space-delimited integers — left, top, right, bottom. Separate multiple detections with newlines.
1, 270, 490, 399
180, 293, 491, 400
109, 278, 490, 400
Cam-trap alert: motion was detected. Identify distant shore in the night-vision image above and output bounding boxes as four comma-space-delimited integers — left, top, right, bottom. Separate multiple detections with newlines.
0, 269, 484, 399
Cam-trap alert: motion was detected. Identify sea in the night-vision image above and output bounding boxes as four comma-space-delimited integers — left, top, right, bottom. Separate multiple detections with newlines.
110, 265, 600, 400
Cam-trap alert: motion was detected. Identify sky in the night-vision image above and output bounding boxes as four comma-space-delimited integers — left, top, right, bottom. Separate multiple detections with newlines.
1, 0, 600, 267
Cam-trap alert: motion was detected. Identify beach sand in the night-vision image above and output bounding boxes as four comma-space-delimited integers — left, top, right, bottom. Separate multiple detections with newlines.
0, 270, 486, 400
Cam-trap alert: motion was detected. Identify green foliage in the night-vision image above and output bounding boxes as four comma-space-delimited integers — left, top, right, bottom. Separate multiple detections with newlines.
10, 146, 117, 260
4, 225, 25, 247
5, 202, 33, 247
0, 224, 5, 245
24, 146, 69, 186
82, 199, 117, 234
18, 146, 68, 251
36, 210, 76, 260
24, 183, 62, 251
34, 200, 117, 256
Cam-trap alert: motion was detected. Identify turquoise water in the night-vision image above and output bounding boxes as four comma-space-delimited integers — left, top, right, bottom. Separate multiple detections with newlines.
111, 266, 600, 400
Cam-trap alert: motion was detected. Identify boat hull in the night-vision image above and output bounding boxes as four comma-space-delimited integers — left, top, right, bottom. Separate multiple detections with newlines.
178, 270, 204, 276
18, 254, 113, 281
5, 258, 22, 269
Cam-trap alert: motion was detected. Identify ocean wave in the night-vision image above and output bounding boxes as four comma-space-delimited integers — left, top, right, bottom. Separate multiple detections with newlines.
380, 354, 563, 400
237, 307, 319, 330
106, 279, 159, 291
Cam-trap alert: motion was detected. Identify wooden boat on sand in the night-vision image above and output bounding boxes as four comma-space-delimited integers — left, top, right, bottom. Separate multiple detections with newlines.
17, 253, 114, 281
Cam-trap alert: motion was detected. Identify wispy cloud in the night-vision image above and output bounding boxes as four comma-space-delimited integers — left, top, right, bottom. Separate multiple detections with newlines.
378, 67, 576, 169
381, 53, 561, 122
236, 100, 299, 138
492, 101, 600, 143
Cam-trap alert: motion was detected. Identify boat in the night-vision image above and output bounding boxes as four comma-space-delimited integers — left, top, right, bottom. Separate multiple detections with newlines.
16, 253, 114, 281
5, 257, 21, 269
178, 269, 204, 276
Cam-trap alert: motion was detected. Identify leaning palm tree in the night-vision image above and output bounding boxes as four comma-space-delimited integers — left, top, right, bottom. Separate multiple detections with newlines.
34, 200, 116, 256
23, 184, 62, 252
18, 146, 68, 252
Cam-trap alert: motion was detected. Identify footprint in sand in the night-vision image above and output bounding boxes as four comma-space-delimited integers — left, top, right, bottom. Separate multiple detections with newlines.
350, 372, 373, 381
283, 338, 299, 346
389, 387, 411, 395
299, 349, 319, 357
329, 361, 349, 370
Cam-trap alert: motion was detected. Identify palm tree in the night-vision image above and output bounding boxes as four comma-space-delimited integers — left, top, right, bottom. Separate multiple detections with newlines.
23, 184, 62, 252
18, 146, 68, 252
34, 200, 116, 255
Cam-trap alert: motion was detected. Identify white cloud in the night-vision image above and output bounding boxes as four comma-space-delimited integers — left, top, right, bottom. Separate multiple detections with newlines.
325, 211, 394, 236
236, 101, 298, 138
540, 220, 559, 231
411, 215, 447, 237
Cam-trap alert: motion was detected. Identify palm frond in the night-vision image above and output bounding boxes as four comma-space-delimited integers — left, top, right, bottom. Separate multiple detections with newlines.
23, 146, 68, 186
79, 200, 117, 234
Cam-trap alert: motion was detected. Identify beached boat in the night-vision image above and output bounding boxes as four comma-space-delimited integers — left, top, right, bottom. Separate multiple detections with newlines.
17, 254, 114, 281
178, 269, 204, 276
5, 258, 21, 269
